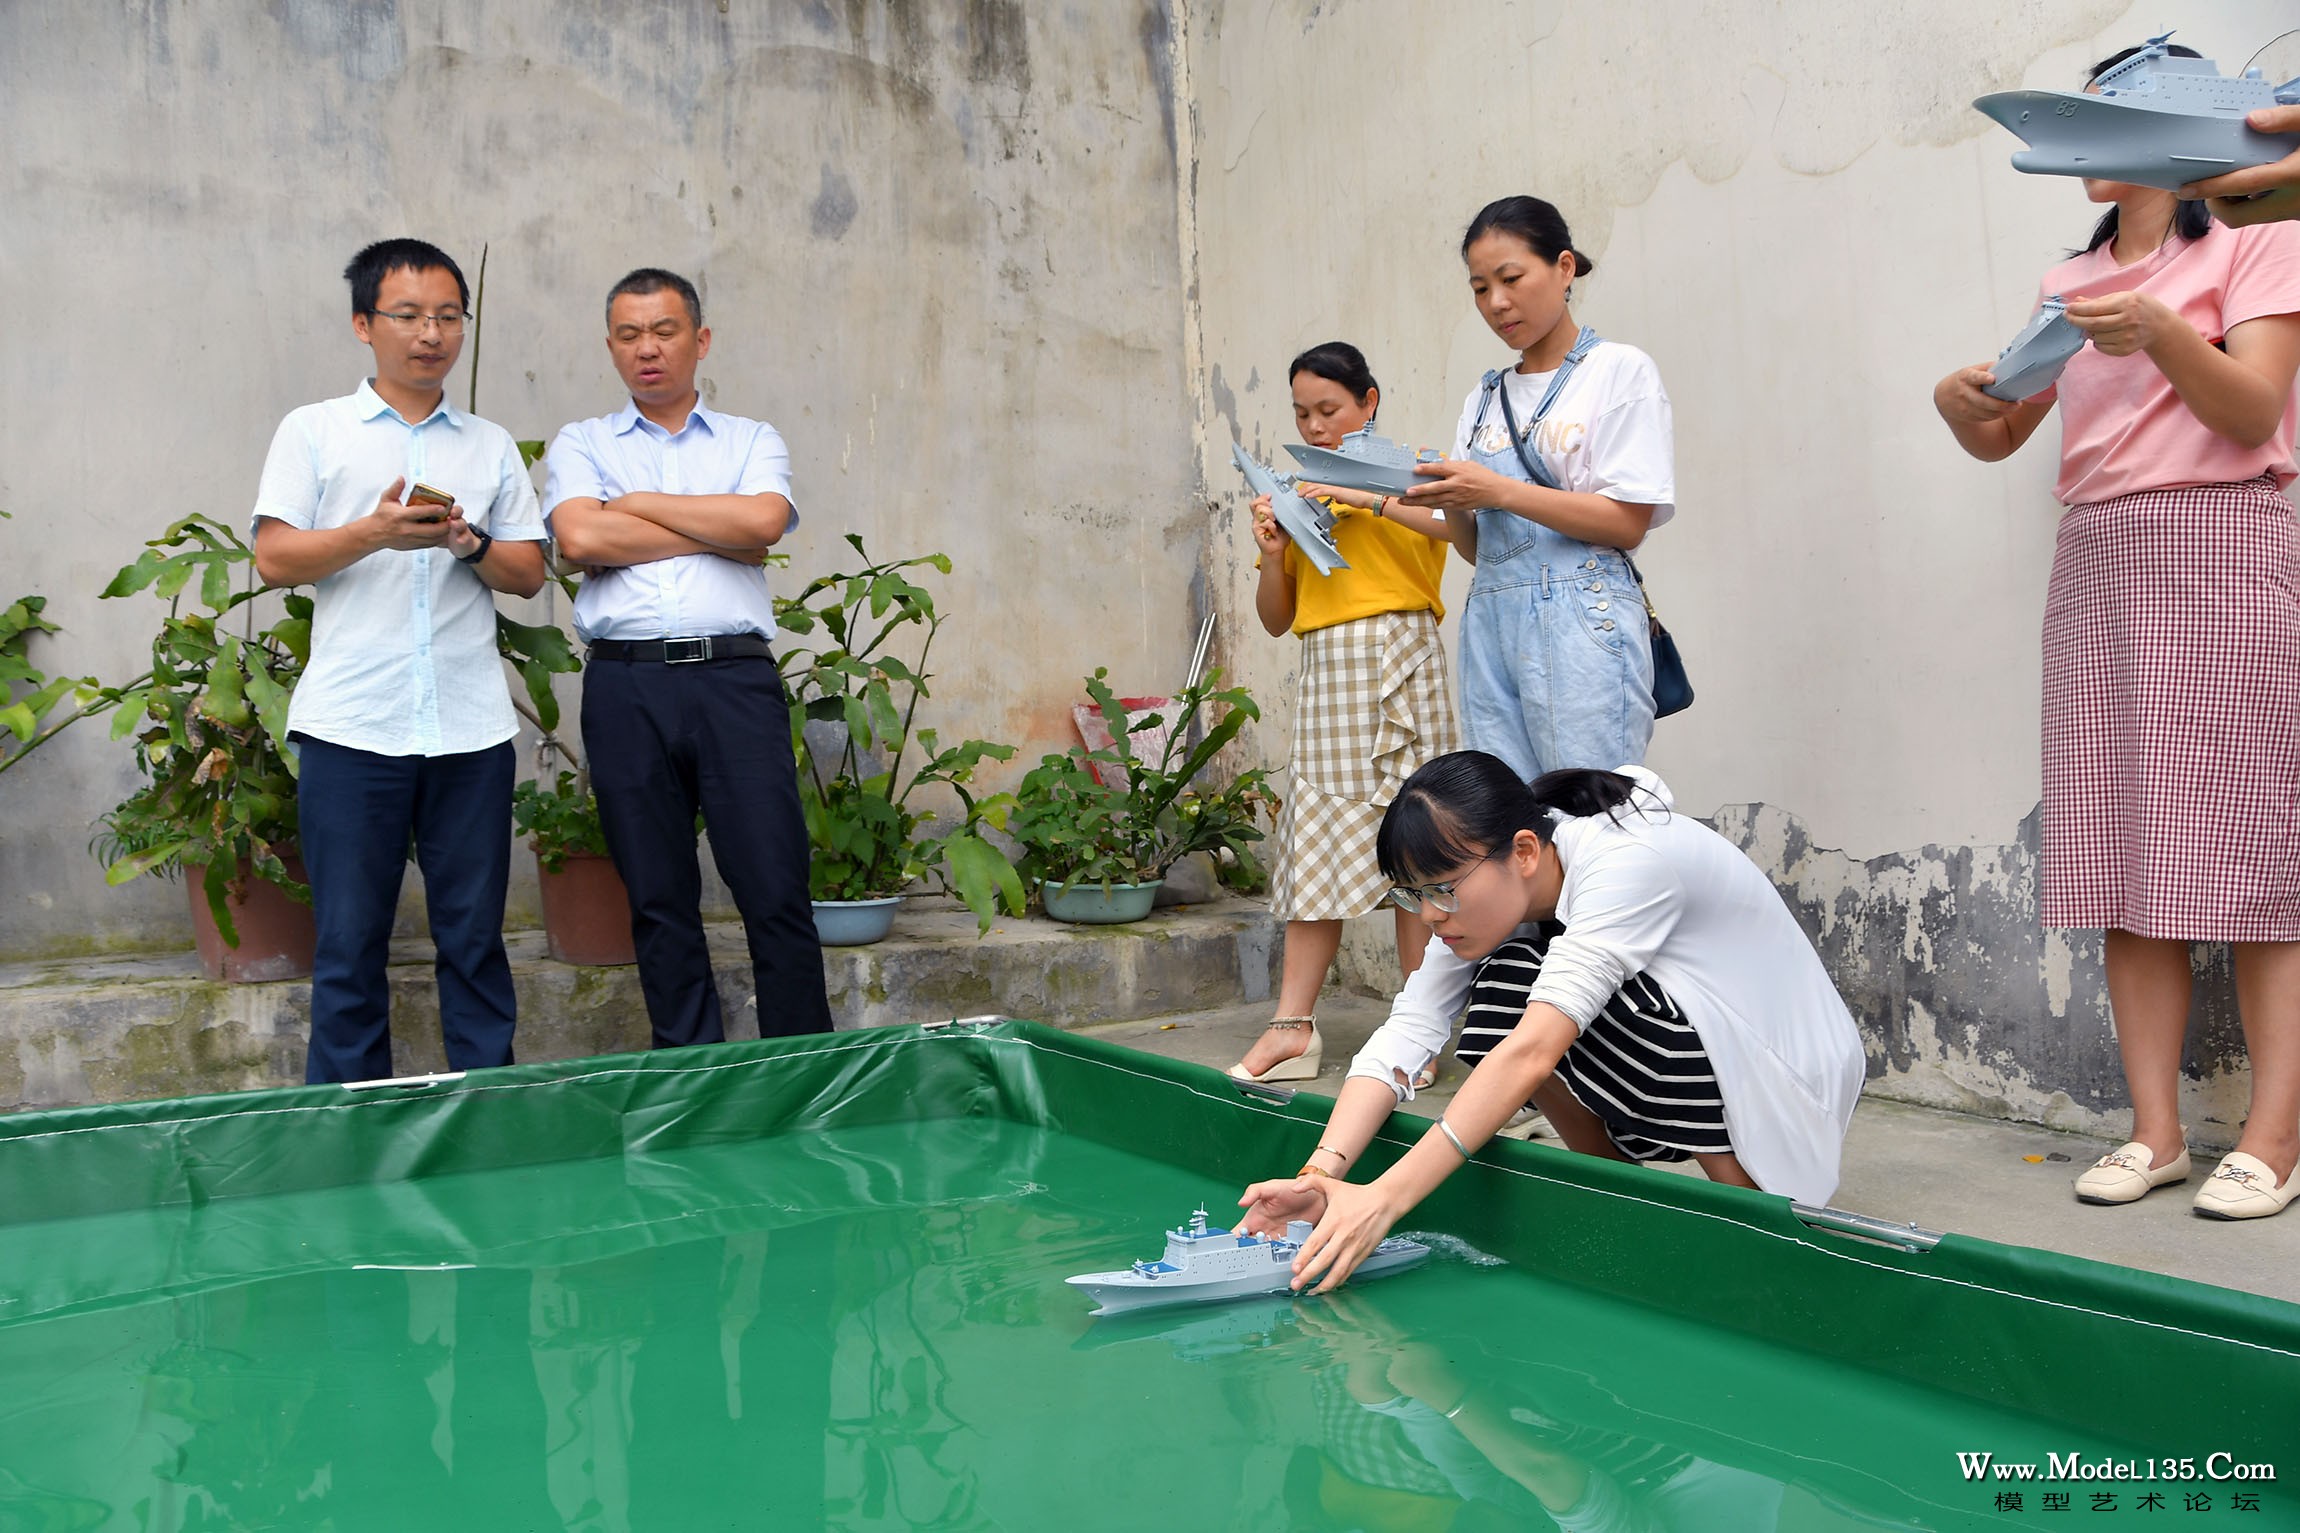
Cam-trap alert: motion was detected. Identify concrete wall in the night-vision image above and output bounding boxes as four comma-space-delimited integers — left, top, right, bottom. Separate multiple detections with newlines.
0, 0, 1198, 958
8, 0, 2294, 1148
1181, 0, 2295, 1146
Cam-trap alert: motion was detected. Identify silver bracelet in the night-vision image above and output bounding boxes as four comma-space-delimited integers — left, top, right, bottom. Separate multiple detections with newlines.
1437, 1118, 1472, 1160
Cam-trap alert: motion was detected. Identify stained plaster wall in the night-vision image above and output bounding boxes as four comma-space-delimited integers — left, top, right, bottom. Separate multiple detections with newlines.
0, 0, 1199, 960
1181, 0, 2295, 1144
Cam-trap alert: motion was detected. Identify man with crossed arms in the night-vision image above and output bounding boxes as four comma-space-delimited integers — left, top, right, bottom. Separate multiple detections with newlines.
544, 267, 832, 1047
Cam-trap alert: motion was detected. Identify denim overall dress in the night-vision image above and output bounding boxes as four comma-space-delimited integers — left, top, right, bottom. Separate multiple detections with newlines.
1457, 328, 1656, 782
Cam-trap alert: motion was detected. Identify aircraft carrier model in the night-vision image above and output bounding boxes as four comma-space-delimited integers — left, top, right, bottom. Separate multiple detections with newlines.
1232, 442, 1348, 576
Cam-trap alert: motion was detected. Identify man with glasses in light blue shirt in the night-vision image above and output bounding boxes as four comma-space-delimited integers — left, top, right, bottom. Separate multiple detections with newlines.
251, 238, 548, 1084
544, 267, 832, 1047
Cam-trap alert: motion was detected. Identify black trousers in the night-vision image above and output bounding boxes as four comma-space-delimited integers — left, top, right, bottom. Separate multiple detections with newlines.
582, 654, 832, 1046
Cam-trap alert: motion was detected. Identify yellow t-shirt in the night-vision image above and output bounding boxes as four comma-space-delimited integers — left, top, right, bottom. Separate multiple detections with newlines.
1271, 500, 1448, 635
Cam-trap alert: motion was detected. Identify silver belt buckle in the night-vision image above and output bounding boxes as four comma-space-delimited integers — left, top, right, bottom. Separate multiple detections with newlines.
662, 636, 713, 664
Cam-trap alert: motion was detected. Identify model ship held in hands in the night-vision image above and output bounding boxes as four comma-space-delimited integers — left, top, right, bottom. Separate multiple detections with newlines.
1066, 1207, 1430, 1316
1983, 297, 2086, 401
1974, 32, 2300, 193
1232, 442, 1348, 577
1285, 426, 1448, 498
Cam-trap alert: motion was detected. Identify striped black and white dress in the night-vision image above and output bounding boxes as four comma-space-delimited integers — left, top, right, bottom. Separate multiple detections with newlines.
1456, 926, 1730, 1163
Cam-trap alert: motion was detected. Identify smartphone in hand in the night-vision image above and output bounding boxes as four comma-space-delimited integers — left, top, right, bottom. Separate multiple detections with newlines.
407, 482, 456, 521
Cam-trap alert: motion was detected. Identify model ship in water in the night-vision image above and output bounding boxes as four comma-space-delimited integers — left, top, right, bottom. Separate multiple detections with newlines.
1974, 32, 2300, 193
1232, 442, 1348, 576
1983, 296, 2086, 401
1286, 427, 1448, 498
1066, 1207, 1430, 1316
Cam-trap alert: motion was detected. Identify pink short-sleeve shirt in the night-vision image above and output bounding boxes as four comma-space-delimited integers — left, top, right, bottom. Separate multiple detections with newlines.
2039, 220, 2300, 507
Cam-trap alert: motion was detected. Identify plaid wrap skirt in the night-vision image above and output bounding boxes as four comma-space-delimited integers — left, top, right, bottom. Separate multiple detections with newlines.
1269, 607, 1460, 923
2040, 474, 2300, 940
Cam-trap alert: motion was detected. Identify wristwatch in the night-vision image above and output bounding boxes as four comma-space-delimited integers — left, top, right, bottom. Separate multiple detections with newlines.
456, 529, 493, 566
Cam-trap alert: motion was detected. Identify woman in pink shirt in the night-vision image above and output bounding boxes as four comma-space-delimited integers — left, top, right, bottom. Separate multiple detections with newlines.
1935, 42, 2300, 1221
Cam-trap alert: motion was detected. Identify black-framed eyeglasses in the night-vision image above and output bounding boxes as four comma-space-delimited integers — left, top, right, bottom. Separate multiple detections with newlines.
1385, 848, 1508, 915
367, 309, 469, 332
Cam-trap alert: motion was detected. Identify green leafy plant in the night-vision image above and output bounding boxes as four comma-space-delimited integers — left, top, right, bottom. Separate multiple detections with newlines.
1009, 667, 1276, 894
84, 515, 313, 945
1, 594, 99, 773
513, 770, 608, 872
774, 536, 1025, 929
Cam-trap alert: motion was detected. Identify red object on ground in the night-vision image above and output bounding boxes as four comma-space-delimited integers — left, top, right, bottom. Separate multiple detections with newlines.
1073, 697, 1178, 788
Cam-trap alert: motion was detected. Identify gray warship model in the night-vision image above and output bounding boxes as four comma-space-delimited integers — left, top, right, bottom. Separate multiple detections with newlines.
1285, 427, 1447, 497
1066, 1207, 1431, 1316
1982, 296, 2086, 401
1973, 32, 2300, 193
1232, 442, 1348, 577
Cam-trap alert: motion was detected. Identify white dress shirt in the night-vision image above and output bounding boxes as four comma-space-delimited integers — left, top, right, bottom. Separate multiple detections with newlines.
250, 381, 545, 757
1348, 768, 1865, 1204
540, 402, 797, 643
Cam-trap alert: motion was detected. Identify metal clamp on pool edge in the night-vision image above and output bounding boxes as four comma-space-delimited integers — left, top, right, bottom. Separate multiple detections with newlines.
341, 1071, 466, 1091
1792, 1203, 1943, 1253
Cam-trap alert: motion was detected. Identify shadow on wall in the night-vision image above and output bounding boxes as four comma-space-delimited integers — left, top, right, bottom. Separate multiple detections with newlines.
1707, 800, 2251, 1150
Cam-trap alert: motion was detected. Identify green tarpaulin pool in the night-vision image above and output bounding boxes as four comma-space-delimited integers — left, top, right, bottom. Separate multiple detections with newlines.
1, 1020, 2292, 1529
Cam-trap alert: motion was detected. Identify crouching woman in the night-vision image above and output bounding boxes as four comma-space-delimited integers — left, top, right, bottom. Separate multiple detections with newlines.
1238, 751, 1865, 1292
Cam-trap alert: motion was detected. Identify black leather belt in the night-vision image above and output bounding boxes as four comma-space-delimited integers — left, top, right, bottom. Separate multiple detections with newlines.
587, 635, 774, 664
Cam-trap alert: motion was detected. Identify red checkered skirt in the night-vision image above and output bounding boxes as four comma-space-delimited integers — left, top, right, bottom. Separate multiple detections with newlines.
2040, 475, 2300, 940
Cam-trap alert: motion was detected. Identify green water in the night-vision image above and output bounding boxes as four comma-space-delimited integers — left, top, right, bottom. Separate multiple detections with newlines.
0, 1118, 2280, 1531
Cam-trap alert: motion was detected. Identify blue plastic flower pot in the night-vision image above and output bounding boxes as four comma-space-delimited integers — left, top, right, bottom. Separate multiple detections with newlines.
1039, 879, 1163, 925
811, 896, 903, 946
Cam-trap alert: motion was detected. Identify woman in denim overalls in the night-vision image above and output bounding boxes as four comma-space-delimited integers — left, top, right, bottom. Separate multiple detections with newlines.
1308, 197, 1671, 781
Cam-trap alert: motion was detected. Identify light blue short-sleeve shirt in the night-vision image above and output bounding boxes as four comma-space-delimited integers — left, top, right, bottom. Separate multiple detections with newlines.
251, 381, 546, 757
541, 402, 796, 644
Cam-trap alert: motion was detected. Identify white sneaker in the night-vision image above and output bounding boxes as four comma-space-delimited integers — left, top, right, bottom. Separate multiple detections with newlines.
1495, 1105, 1553, 1141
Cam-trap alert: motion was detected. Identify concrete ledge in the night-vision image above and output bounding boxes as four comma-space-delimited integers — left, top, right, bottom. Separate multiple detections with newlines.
0, 895, 1279, 1113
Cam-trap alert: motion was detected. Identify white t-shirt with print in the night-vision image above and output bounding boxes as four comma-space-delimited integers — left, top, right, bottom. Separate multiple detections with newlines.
1449, 341, 1676, 528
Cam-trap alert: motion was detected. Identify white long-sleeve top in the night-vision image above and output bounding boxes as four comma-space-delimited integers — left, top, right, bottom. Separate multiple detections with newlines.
1347, 768, 1865, 1205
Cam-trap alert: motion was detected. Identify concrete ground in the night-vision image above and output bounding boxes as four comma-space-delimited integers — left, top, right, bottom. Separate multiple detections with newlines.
1080, 992, 2300, 1309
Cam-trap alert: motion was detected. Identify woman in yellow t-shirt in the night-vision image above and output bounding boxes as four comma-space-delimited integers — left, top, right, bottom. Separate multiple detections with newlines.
1231, 343, 1461, 1083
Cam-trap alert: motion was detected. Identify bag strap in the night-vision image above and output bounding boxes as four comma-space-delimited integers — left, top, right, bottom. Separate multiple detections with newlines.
1490, 329, 1663, 618
1490, 325, 1599, 491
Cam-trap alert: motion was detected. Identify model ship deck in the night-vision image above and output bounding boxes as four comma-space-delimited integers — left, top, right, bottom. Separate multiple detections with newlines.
1066, 1207, 1431, 1316
1974, 32, 2300, 192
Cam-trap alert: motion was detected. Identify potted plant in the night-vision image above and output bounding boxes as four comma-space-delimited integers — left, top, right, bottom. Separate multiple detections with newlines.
1010, 668, 1276, 924
83, 515, 317, 980
510, 765, 635, 965
774, 536, 1025, 944
492, 599, 635, 966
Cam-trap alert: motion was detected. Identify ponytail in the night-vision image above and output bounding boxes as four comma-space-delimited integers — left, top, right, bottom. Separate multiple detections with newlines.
1377, 752, 1647, 882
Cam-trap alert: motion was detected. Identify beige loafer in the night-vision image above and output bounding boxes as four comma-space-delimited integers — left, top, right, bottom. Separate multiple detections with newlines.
2192, 1152, 2299, 1221
2074, 1140, 2190, 1204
